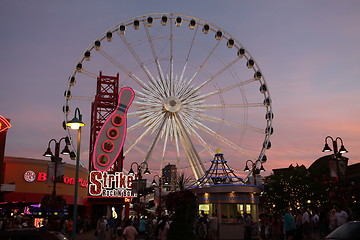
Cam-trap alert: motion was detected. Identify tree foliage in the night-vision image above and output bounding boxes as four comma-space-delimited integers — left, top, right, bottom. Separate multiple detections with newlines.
261, 165, 334, 213
164, 173, 197, 240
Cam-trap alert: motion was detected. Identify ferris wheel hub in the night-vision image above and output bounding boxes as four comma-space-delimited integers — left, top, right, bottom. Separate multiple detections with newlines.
164, 96, 182, 113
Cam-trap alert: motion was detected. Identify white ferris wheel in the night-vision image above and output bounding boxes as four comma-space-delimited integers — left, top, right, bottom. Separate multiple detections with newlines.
63, 13, 274, 180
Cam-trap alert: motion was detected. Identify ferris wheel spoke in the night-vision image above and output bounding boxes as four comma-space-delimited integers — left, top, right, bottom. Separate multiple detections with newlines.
185, 77, 258, 103
188, 56, 242, 99
178, 112, 214, 156
97, 49, 147, 89
135, 86, 164, 102
196, 120, 252, 157
169, 18, 174, 94
187, 39, 222, 87
161, 118, 173, 159
199, 103, 264, 109
77, 69, 98, 79
144, 23, 168, 96
71, 96, 94, 101
126, 117, 147, 132
143, 114, 168, 163
127, 106, 162, 118
132, 100, 162, 108
198, 113, 265, 134
128, 111, 164, 133
117, 31, 159, 87
179, 24, 198, 84
172, 124, 181, 162
124, 139, 147, 160
124, 119, 157, 156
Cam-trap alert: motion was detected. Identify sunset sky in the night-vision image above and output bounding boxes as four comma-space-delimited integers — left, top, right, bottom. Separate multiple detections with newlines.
1, 1, 359, 179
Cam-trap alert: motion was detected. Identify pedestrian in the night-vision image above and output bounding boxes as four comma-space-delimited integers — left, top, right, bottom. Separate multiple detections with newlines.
270, 213, 282, 240
294, 210, 302, 240
97, 216, 107, 240
208, 213, 218, 240
335, 207, 348, 227
302, 209, 310, 239
243, 212, 252, 240
107, 216, 116, 240
284, 208, 296, 240
67, 218, 73, 237
158, 216, 170, 240
311, 211, 320, 239
123, 219, 138, 240
328, 209, 337, 232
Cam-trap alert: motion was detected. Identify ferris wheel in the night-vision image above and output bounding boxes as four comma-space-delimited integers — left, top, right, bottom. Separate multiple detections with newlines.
63, 13, 273, 180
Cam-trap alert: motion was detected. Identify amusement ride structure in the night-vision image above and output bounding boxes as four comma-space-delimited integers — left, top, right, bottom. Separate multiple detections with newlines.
62, 13, 274, 181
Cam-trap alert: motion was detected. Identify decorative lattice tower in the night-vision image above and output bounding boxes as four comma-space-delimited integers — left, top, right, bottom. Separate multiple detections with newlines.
196, 148, 244, 186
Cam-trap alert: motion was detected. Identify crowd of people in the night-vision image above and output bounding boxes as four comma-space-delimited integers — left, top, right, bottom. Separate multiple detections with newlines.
194, 212, 219, 240
1, 206, 351, 240
257, 207, 349, 240
92, 214, 171, 240
91, 211, 219, 240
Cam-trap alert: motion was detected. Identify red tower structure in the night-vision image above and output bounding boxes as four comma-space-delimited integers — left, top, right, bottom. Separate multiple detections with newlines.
89, 72, 123, 172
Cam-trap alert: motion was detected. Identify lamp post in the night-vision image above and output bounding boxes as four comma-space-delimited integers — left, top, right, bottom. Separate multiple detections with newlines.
129, 162, 150, 200
322, 136, 349, 207
129, 162, 150, 219
66, 107, 85, 240
152, 174, 162, 217
43, 137, 70, 230
43, 137, 70, 199
244, 159, 265, 186
322, 136, 348, 180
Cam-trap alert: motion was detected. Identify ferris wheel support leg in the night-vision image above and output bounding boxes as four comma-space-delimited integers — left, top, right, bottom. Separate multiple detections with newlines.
143, 114, 168, 164
175, 113, 205, 179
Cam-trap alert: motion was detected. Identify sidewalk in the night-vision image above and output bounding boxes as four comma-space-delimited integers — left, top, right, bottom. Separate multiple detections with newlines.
76, 230, 97, 240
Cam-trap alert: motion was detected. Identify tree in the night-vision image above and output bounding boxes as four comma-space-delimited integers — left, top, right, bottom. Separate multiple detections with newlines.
165, 173, 197, 240
262, 164, 341, 214
262, 165, 315, 213
165, 189, 197, 240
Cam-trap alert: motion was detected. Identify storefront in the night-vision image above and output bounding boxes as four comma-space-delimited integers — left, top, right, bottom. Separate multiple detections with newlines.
191, 184, 261, 240
1, 156, 89, 219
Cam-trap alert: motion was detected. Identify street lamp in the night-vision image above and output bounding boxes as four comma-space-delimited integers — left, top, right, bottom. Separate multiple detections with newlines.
43, 137, 71, 199
244, 159, 265, 185
322, 136, 348, 182
129, 162, 150, 219
129, 162, 150, 201
152, 174, 162, 217
66, 107, 84, 240
322, 136, 348, 156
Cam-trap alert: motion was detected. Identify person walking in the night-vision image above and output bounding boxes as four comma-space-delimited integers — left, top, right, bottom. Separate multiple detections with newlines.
208, 213, 218, 240
302, 209, 310, 239
243, 212, 252, 240
97, 217, 107, 240
270, 213, 282, 240
196, 217, 208, 240
284, 208, 296, 240
107, 216, 116, 240
158, 216, 170, 240
294, 210, 302, 240
328, 209, 337, 232
122, 219, 138, 240
335, 207, 348, 228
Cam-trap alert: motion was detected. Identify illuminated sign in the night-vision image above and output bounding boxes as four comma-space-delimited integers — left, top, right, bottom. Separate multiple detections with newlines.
24, 171, 36, 182
88, 171, 136, 198
23, 170, 88, 187
92, 87, 135, 171
0, 115, 11, 133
